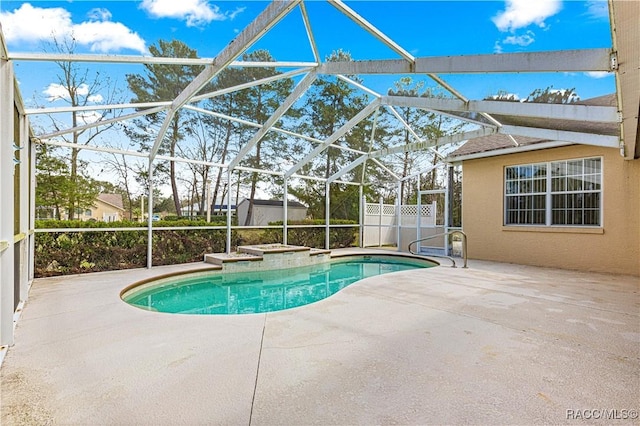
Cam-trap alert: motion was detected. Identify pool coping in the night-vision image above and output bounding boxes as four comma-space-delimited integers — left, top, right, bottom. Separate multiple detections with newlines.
121, 250, 439, 302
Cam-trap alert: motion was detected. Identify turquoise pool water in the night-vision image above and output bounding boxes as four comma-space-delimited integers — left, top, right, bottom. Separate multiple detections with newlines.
123, 255, 434, 315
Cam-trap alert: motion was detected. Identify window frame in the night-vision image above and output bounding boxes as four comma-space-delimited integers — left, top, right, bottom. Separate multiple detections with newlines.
503, 156, 603, 228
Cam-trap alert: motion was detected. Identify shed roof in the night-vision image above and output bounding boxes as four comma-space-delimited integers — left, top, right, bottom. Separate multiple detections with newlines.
239, 199, 306, 209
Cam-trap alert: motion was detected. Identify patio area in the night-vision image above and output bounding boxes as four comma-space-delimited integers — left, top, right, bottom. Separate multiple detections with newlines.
1, 249, 638, 425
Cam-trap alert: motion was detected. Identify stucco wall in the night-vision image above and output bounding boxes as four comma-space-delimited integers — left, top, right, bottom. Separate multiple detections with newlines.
462, 145, 640, 276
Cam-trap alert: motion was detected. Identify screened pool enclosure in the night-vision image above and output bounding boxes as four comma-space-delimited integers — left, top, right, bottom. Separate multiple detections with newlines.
1, 0, 638, 347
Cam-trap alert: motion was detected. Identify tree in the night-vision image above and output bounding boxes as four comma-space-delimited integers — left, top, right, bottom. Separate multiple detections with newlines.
38, 36, 120, 219
526, 86, 579, 104
35, 144, 101, 220
387, 77, 434, 203
290, 50, 379, 220
126, 39, 205, 217
101, 151, 139, 219
204, 67, 246, 214
233, 50, 297, 225
484, 90, 520, 102
486, 86, 580, 104
387, 78, 469, 205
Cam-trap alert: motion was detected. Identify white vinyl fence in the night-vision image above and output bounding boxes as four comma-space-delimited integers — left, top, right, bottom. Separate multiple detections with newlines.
363, 201, 437, 247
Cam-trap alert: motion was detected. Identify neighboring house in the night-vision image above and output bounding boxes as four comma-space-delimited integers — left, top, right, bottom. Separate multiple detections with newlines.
180, 203, 204, 218
84, 193, 126, 222
448, 94, 639, 276
237, 199, 307, 226
179, 203, 237, 218
36, 193, 126, 222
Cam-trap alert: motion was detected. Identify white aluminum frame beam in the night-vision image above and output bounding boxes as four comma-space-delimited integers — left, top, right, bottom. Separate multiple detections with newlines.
499, 125, 620, 148
447, 140, 574, 162
328, 0, 415, 63
416, 49, 612, 73
36, 138, 230, 171
370, 158, 400, 182
400, 163, 441, 182
157, 155, 226, 170
184, 105, 368, 157
0, 53, 15, 346
227, 71, 317, 169
299, 1, 320, 63
25, 101, 171, 115
610, 0, 640, 159
35, 138, 150, 158
328, 155, 367, 183
421, 73, 503, 129
382, 96, 619, 123
336, 75, 381, 99
149, 0, 302, 160
385, 105, 445, 159
35, 106, 167, 139
318, 49, 612, 75
190, 67, 313, 103
359, 106, 381, 183
285, 99, 382, 178
10, 52, 317, 68
371, 127, 496, 158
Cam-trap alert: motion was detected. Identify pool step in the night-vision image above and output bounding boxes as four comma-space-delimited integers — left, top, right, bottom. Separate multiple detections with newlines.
419, 247, 446, 256
204, 244, 332, 272
204, 252, 262, 266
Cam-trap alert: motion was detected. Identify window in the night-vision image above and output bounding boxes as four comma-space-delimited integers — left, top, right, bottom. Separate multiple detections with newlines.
505, 157, 601, 227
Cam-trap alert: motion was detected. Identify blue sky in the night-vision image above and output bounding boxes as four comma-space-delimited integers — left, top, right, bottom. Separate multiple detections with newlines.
1, 0, 615, 106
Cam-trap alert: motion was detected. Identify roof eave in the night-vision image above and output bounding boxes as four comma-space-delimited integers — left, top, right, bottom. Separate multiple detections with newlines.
446, 141, 574, 163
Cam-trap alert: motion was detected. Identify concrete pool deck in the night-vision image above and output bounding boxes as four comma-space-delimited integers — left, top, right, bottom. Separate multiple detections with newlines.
1, 248, 639, 425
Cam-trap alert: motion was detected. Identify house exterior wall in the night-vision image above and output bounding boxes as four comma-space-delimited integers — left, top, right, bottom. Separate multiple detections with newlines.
88, 200, 125, 222
462, 145, 640, 276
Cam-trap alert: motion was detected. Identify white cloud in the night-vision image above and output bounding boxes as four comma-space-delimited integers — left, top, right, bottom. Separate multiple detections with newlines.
585, 71, 611, 79
0, 3, 146, 53
140, 0, 245, 27
227, 7, 246, 21
585, 0, 609, 20
87, 8, 112, 22
42, 83, 105, 103
0, 3, 73, 43
140, 0, 224, 27
492, 0, 562, 32
493, 41, 503, 54
502, 30, 535, 47
78, 111, 102, 124
87, 94, 104, 103
73, 21, 146, 53
43, 83, 73, 102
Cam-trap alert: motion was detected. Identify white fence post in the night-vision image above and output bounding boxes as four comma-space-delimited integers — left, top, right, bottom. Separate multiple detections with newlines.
378, 197, 383, 247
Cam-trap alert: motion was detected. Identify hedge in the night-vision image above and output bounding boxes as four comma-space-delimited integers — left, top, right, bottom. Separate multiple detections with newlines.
262, 219, 357, 249
34, 219, 357, 277
34, 220, 236, 277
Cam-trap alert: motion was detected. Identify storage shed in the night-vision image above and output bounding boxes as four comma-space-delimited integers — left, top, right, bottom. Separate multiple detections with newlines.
237, 199, 307, 226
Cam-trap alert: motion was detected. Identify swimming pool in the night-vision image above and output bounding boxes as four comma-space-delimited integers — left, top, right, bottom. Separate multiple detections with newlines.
122, 255, 435, 315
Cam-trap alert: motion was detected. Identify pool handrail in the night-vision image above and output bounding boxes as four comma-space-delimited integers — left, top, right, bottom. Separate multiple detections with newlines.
408, 230, 468, 268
